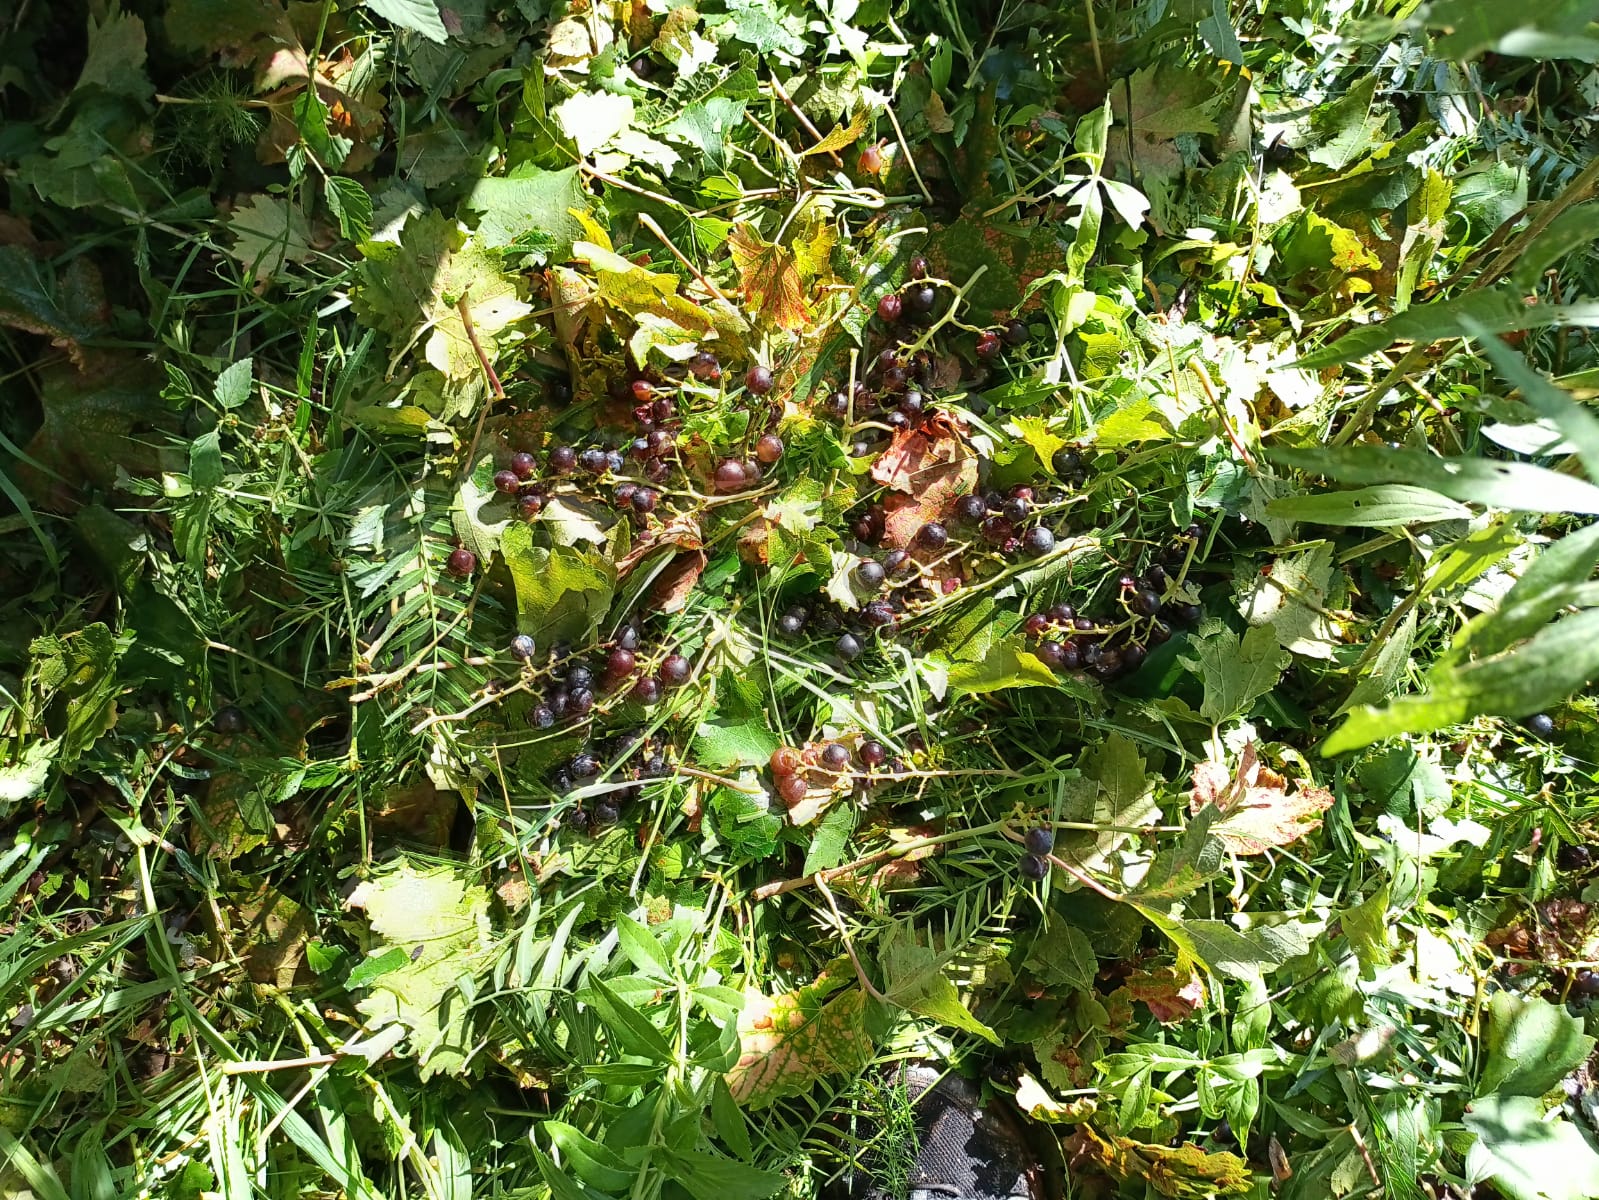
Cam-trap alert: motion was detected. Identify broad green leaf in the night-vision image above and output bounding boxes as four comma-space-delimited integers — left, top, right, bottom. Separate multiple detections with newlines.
1179, 624, 1292, 723
662, 1148, 785, 1200
30, 623, 127, 765
581, 978, 675, 1061
615, 915, 675, 981
1265, 485, 1469, 527
663, 98, 746, 172
1325, 607, 1599, 754
1463, 318, 1599, 481
543, 1121, 634, 1193
1024, 914, 1099, 994
1269, 444, 1599, 515
553, 92, 634, 157
501, 524, 616, 645
1294, 290, 1599, 369
464, 166, 587, 258
881, 922, 999, 1043
213, 358, 253, 409
1339, 884, 1393, 978
1339, 608, 1415, 713
694, 716, 779, 770
365, 0, 447, 42
0, 740, 57, 811
1445, 520, 1599, 666
347, 863, 492, 1078
75, 9, 152, 101
1421, 520, 1522, 597
1137, 908, 1317, 981
1478, 992, 1595, 1099
1463, 1096, 1599, 1200
1236, 541, 1338, 659
802, 804, 856, 876
324, 176, 372, 242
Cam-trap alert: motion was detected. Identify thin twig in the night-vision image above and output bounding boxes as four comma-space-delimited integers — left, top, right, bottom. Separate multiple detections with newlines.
1046, 852, 1125, 901
881, 101, 932, 205
637, 212, 732, 305
768, 76, 842, 167
815, 876, 888, 1002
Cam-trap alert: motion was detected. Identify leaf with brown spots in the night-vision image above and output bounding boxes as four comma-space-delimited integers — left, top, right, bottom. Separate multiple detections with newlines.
726, 968, 873, 1106
728, 223, 808, 331
870, 413, 978, 548
1189, 743, 1334, 855
1125, 965, 1206, 1023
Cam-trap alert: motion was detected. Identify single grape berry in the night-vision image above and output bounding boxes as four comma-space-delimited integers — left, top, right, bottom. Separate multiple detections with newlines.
1165, 601, 1203, 627
955, 494, 987, 522
821, 743, 851, 770
631, 379, 654, 404
1145, 564, 1170, 590
446, 547, 476, 577
860, 740, 887, 768
877, 293, 903, 322
770, 747, 803, 776
571, 753, 600, 779
756, 434, 784, 463
214, 706, 246, 734
1047, 603, 1075, 623
1023, 526, 1055, 555
909, 255, 929, 278
1558, 844, 1593, 872
714, 459, 747, 492
824, 390, 850, 418
1024, 826, 1055, 855
979, 515, 1013, 544
659, 654, 692, 686
549, 445, 577, 473
1003, 319, 1028, 346
746, 365, 775, 394
836, 633, 864, 661
593, 800, 621, 826
777, 774, 809, 805
690, 350, 720, 380
862, 600, 897, 628
1121, 644, 1148, 672
1002, 496, 1031, 522
642, 754, 667, 778
647, 428, 674, 456
906, 284, 936, 314
614, 482, 638, 507
1526, 713, 1556, 738
1050, 447, 1081, 476
494, 469, 521, 496
1019, 854, 1049, 881
885, 411, 910, 431
856, 560, 887, 590
916, 522, 949, 550
778, 612, 805, 637
511, 634, 537, 660
562, 806, 591, 834
606, 449, 626, 473
616, 624, 642, 653
1023, 613, 1050, 638
630, 676, 661, 705
975, 330, 1002, 358
1035, 640, 1069, 669
884, 549, 912, 576
855, 510, 885, 543
1131, 589, 1162, 617
607, 647, 637, 677
579, 447, 608, 474
510, 450, 537, 479
568, 687, 595, 715
632, 488, 659, 515
518, 494, 544, 519
1057, 640, 1082, 670
882, 364, 908, 391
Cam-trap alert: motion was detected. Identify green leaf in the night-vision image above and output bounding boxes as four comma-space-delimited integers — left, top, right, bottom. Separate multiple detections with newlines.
213, 358, 253, 409
1178, 623, 1292, 723
1265, 485, 1470, 528
1340, 609, 1416, 714
75, 9, 153, 101
662, 1148, 786, 1200
582, 978, 675, 1062
802, 804, 857, 876
1445, 520, 1599, 666
0, 740, 58, 811
1025, 913, 1099, 994
1463, 1096, 1599, 1200
553, 92, 634, 157
707, 787, 782, 862
1478, 992, 1595, 1099
1237, 541, 1339, 659
616, 914, 675, 981
1293, 290, 1599, 369
1325, 607, 1599, 754
30, 623, 127, 765
544, 1121, 634, 1193
501, 524, 616, 646
1137, 909, 1316, 981
464, 166, 587, 258
1463, 319, 1599, 482
1270, 443, 1599, 515
364, 0, 447, 42
694, 717, 779, 771
728, 973, 874, 1105
325, 177, 372, 242
345, 945, 411, 989
662, 98, 746, 173
880, 922, 1000, 1043
189, 429, 223, 490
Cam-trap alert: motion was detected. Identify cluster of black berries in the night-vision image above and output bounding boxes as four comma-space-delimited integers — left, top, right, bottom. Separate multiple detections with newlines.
767, 738, 895, 806
1019, 826, 1053, 880
519, 625, 694, 728
774, 598, 899, 663
553, 727, 673, 834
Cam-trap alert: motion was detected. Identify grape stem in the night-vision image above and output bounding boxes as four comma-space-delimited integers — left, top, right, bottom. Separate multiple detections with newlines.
902, 265, 990, 357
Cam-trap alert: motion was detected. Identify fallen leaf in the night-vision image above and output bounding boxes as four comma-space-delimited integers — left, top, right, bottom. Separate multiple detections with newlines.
649, 549, 707, 613
728, 223, 808, 331
1125, 965, 1207, 1023
726, 968, 873, 1105
1015, 1073, 1097, 1124
1189, 742, 1334, 855
869, 413, 978, 548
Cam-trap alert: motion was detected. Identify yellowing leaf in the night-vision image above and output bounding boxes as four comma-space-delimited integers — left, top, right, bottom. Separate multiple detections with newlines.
346, 862, 492, 1079
801, 106, 869, 157
728, 223, 808, 331
1189, 742, 1334, 855
1074, 1126, 1253, 1198
726, 969, 873, 1106
1124, 964, 1207, 1023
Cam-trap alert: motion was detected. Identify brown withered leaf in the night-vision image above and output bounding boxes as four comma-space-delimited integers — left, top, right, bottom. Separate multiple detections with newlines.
648, 549, 706, 614
616, 515, 702, 577
1124, 965, 1206, 1023
728, 223, 809, 331
870, 413, 978, 548
1189, 742, 1333, 855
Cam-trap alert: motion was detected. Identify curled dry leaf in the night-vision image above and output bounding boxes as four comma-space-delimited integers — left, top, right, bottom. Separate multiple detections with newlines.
1189, 741, 1334, 855
869, 412, 978, 548
1124, 965, 1207, 1023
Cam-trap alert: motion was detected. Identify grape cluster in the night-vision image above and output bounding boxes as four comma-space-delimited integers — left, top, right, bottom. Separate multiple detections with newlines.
522, 629, 694, 729
552, 727, 673, 834
767, 737, 897, 807
1019, 826, 1054, 880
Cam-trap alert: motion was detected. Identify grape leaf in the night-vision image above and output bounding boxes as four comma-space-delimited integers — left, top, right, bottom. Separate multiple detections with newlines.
1025, 914, 1099, 994
1479, 991, 1595, 1099
727, 224, 808, 331
1235, 542, 1339, 659
347, 862, 492, 1078
1188, 743, 1334, 855
1178, 623, 1290, 724
464, 166, 587, 257
727, 970, 874, 1105
501, 523, 616, 645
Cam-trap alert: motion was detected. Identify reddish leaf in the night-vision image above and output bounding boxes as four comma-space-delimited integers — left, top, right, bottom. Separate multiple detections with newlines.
728, 223, 809, 331
870, 413, 978, 549
1189, 742, 1334, 855
1125, 965, 1206, 1023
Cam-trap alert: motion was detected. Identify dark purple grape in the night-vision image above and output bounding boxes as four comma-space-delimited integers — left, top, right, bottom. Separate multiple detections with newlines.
1164, 602, 1203, 627
1074, 617, 1096, 632
519, 494, 544, 519
885, 411, 910, 430
1526, 713, 1557, 738
213, 706, 246, 734
494, 469, 521, 495
549, 445, 577, 473
575, 448, 604, 474
1024, 613, 1050, 638
714, 459, 747, 492
824, 390, 850, 417
571, 753, 600, 778
607, 648, 637, 676
882, 365, 908, 391
855, 511, 885, 543
1024, 826, 1054, 855
860, 740, 886, 767
1035, 640, 1069, 669
821, 743, 851, 770
642, 754, 667, 778
511, 634, 536, 660
632, 488, 658, 514
615, 482, 638, 507
630, 676, 661, 705
446, 547, 476, 577
856, 560, 887, 589
909, 255, 929, 278
778, 612, 805, 637
690, 350, 721, 380
899, 391, 925, 419
906, 284, 936, 314
593, 800, 621, 826
659, 654, 692, 686
511, 451, 537, 479
631, 379, 654, 404
647, 429, 674, 456
756, 434, 784, 463
877, 293, 903, 322
916, 522, 948, 550
955, 494, 987, 522
1019, 854, 1048, 881
975, 330, 1001, 358
862, 600, 897, 628
979, 516, 1013, 544
617, 624, 641, 652
1574, 969, 1599, 996
1003, 319, 1028, 346
569, 687, 595, 715
1023, 526, 1055, 555
836, 633, 864, 661
1050, 447, 1081, 476
1046, 603, 1075, 623
562, 806, 591, 833
1558, 844, 1592, 872
1121, 644, 1147, 672
884, 549, 912, 576
746, 365, 774, 394
1131, 589, 1161, 616
606, 449, 625, 473
1002, 497, 1031, 523
644, 460, 670, 483
1057, 640, 1082, 670
565, 663, 593, 688
652, 397, 675, 423
1145, 564, 1170, 590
